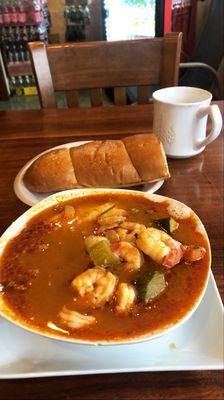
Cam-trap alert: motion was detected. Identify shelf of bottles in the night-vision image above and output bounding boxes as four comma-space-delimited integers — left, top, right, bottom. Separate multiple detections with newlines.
0, 0, 51, 96
64, 0, 90, 42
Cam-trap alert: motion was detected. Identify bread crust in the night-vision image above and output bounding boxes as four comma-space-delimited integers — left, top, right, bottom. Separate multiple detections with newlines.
70, 140, 141, 187
122, 134, 170, 181
23, 148, 78, 192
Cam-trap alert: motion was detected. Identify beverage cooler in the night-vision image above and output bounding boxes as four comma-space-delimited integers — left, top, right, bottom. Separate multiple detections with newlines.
0, 0, 51, 98
64, 0, 90, 42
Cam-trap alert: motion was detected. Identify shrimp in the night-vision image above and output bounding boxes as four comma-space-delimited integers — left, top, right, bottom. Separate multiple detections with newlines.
71, 266, 118, 308
116, 282, 137, 314
136, 227, 170, 265
104, 230, 120, 243
59, 307, 96, 329
118, 222, 146, 243
110, 241, 144, 271
120, 222, 145, 231
97, 208, 127, 232
105, 222, 144, 244
136, 227, 206, 268
182, 245, 206, 263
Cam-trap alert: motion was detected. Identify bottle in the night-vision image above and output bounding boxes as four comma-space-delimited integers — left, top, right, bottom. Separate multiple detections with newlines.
29, 0, 42, 24
12, 42, 19, 61
10, 0, 18, 25
5, 38, 13, 62
22, 26, 29, 60
16, 75, 24, 95
0, 1, 4, 26
18, 32, 25, 61
7, 28, 14, 62
17, 0, 27, 24
24, 74, 30, 87
3, 2, 11, 25
24, 74, 37, 95
33, 25, 39, 40
10, 76, 17, 95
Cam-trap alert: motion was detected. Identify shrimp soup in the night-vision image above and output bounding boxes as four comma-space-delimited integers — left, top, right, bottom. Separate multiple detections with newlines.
0, 193, 210, 343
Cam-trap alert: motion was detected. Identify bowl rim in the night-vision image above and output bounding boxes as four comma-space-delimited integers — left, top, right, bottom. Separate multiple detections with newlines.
0, 188, 211, 345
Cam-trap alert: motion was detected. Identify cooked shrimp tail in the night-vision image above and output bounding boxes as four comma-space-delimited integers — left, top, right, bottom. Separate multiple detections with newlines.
116, 282, 137, 314
59, 307, 96, 329
182, 245, 206, 263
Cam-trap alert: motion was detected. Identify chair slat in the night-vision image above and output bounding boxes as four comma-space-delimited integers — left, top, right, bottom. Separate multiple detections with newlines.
66, 90, 79, 107
160, 32, 182, 87
137, 86, 149, 104
90, 88, 102, 107
28, 41, 56, 108
114, 87, 126, 105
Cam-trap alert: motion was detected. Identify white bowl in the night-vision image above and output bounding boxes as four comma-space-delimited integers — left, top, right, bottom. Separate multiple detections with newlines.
0, 188, 211, 345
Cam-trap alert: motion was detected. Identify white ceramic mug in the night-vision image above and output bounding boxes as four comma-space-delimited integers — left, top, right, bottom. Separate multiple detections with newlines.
152, 86, 222, 158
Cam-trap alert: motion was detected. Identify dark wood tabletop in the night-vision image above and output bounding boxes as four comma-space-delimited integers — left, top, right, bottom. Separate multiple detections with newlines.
0, 102, 223, 400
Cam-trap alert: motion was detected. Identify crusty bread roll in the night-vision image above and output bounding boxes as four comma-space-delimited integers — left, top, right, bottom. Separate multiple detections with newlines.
23, 134, 170, 193
24, 148, 78, 192
123, 134, 169, 182
70, 140, 140, 187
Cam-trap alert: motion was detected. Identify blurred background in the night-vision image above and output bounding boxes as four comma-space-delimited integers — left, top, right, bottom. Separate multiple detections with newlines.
0, 0, 223, 109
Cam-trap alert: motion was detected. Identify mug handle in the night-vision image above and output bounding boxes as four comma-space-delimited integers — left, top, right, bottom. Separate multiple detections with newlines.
196, 104, 222, 149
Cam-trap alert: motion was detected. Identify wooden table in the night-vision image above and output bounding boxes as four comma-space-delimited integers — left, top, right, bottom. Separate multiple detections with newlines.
0, 103, 223, 399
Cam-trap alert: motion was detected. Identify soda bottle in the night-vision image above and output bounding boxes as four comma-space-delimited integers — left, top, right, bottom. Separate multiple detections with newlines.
28, 0, 42, 24
12, 42, 19, 61
16, 75, 24, 95
10, 0, 19, 25
0, 1, 4, 26
17, 0, 27, 24
5, 38, 11, 62
29, 25, 35, 41
22, 26, 29, 60
18, 30, 25, 61
3, 2, 11, 25
24, 74, 30, 87
10, 76, 17, 95
33, 25, 39, 40
7, 28, 14, 62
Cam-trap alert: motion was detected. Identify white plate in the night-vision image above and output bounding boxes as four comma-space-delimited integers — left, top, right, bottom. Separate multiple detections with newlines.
14, 141, 164, 206
0, 272, 223, 379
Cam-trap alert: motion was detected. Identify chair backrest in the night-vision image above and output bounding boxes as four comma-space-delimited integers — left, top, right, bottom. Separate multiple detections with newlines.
29, 33, 182, 109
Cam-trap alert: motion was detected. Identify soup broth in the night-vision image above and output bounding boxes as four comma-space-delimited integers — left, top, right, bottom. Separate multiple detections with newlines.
0, 193, 210, 342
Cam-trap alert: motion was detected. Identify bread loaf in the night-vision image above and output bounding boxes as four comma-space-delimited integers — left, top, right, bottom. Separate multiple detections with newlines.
70, 140, 140, 187
23, 133, 170, 193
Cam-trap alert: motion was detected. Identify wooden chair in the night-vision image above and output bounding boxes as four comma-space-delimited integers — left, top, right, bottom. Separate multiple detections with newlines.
28, 33, 182, 109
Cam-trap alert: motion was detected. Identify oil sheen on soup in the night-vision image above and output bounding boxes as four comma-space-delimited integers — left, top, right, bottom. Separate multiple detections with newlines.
0, 194, 210, 341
